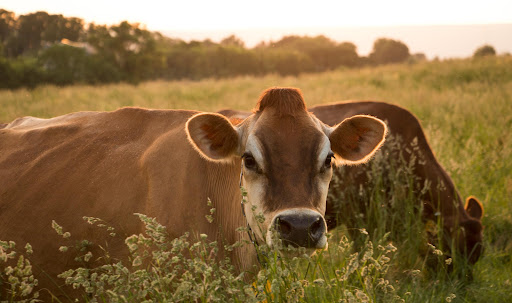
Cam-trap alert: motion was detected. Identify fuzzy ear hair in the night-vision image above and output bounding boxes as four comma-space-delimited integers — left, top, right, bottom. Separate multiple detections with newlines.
465, 196, 484, 220
186, 113, 240, 162
329, 115, 387, 165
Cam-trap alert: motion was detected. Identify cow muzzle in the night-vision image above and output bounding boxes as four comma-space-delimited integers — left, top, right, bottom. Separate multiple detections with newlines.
269, 209, 327, 249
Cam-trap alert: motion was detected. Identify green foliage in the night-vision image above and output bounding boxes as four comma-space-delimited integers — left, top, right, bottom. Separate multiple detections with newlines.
473, 45, 496, 58
38, 44, 89, 85
12, 11, 83, 56
0, 55, 44, 89
370, 38, 410, 65
0, 9, 15, 44
0, 9, 403, 89
267, 35, 360, 70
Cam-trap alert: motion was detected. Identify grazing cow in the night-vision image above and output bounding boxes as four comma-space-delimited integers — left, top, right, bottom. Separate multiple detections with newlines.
219, 101, 484, 264
0, 88, 386, 300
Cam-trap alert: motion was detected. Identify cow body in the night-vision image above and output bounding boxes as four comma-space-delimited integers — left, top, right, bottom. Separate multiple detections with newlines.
1, 108, 249, 299
310, 101, 483, 263
219, 100, 484, 264
0, 88, 386, 300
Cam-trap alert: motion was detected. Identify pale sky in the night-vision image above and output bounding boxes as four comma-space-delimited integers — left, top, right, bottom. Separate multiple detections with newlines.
2, 0, 511, 31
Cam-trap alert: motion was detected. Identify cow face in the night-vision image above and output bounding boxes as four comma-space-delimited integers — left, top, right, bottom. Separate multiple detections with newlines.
431, 196, 484, 265
186, 88, 387, 252
452, 196, 484, 264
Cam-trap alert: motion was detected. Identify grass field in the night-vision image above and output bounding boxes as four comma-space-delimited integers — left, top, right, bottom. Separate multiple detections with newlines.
1, 56, 511, 302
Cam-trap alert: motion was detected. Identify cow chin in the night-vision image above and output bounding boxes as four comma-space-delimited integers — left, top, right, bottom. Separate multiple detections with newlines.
265, 208, 328, 253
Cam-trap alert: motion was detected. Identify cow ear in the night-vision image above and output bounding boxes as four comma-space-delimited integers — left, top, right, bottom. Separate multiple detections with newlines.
328, 115, 387, 165
465, 196, 484, 220
186, 113, 240, 162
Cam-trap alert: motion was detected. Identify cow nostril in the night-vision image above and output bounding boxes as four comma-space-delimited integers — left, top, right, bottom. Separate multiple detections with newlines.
309, 218, 324, 240
276, 217, 292, 236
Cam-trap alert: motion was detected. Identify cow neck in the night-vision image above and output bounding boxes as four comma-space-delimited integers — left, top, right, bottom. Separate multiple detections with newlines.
239, 161, 266, 266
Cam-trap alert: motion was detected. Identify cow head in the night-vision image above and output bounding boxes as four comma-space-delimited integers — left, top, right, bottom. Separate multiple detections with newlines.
427, 195, 484, 264
186, 88, 387, 252
453, 196, 484, 264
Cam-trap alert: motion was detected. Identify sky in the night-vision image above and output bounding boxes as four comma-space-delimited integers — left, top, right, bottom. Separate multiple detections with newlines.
2, 0, 511, 31
2, 0, 512, 58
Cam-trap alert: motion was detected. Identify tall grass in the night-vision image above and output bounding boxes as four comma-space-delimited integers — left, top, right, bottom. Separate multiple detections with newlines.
1, 211, 404, 302
1, 56, 511, 302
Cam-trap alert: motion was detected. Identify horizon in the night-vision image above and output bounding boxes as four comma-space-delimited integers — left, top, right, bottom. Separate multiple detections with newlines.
162, 24, 512, 59
2, 1, 512, 59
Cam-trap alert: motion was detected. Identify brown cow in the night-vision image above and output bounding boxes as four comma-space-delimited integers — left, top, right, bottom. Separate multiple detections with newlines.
0, 88, 386, 300
219, 101, 484, 265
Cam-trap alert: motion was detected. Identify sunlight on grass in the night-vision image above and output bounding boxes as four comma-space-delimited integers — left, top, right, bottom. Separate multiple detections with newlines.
1, 56, 511, 302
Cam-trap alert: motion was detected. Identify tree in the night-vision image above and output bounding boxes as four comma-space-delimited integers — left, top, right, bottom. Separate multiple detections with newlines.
370, 38, 410, 65
220, 35, 245, 48
5, 11, 85, 57
38, 44, 88, 85
266, 35, 360, 71
85, 21, 162, 82
336, 42, 360, 67
0, 9, 15, 43
17, 11, 51, 53
473, 44, 496, 57
42, 14, 84, 43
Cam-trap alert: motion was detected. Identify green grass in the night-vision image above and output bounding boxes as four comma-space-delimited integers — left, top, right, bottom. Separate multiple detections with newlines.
1, 56, 511, 302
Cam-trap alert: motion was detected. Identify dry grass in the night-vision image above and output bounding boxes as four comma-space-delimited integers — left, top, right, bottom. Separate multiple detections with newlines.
1, 56, 511, 302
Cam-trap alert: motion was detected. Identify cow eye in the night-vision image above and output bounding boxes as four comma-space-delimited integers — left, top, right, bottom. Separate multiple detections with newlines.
324, 153, 334, 168
243, 153, 257, 170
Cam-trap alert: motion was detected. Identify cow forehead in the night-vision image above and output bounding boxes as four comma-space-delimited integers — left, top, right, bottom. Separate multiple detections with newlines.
242, 112, 332, 199
247, 112, 327, 159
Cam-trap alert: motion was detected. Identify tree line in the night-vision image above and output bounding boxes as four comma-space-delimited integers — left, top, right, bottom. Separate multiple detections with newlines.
0, 10, 414, 89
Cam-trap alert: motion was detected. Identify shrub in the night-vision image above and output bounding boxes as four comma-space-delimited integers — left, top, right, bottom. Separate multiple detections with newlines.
0, 55, 44, 89
473, 45, 496, 58
370, 38, 410, 65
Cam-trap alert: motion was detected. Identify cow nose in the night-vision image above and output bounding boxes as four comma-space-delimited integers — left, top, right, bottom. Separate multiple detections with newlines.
274, 212, 326, 248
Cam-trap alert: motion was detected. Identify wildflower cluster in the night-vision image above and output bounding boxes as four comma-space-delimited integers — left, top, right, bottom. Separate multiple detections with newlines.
0, 240, 39, 302
56, 213, 257, 302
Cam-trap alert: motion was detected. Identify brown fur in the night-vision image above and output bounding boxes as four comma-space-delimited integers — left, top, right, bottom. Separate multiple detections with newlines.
253, 87, 307, 116
0, 108, 251, 300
